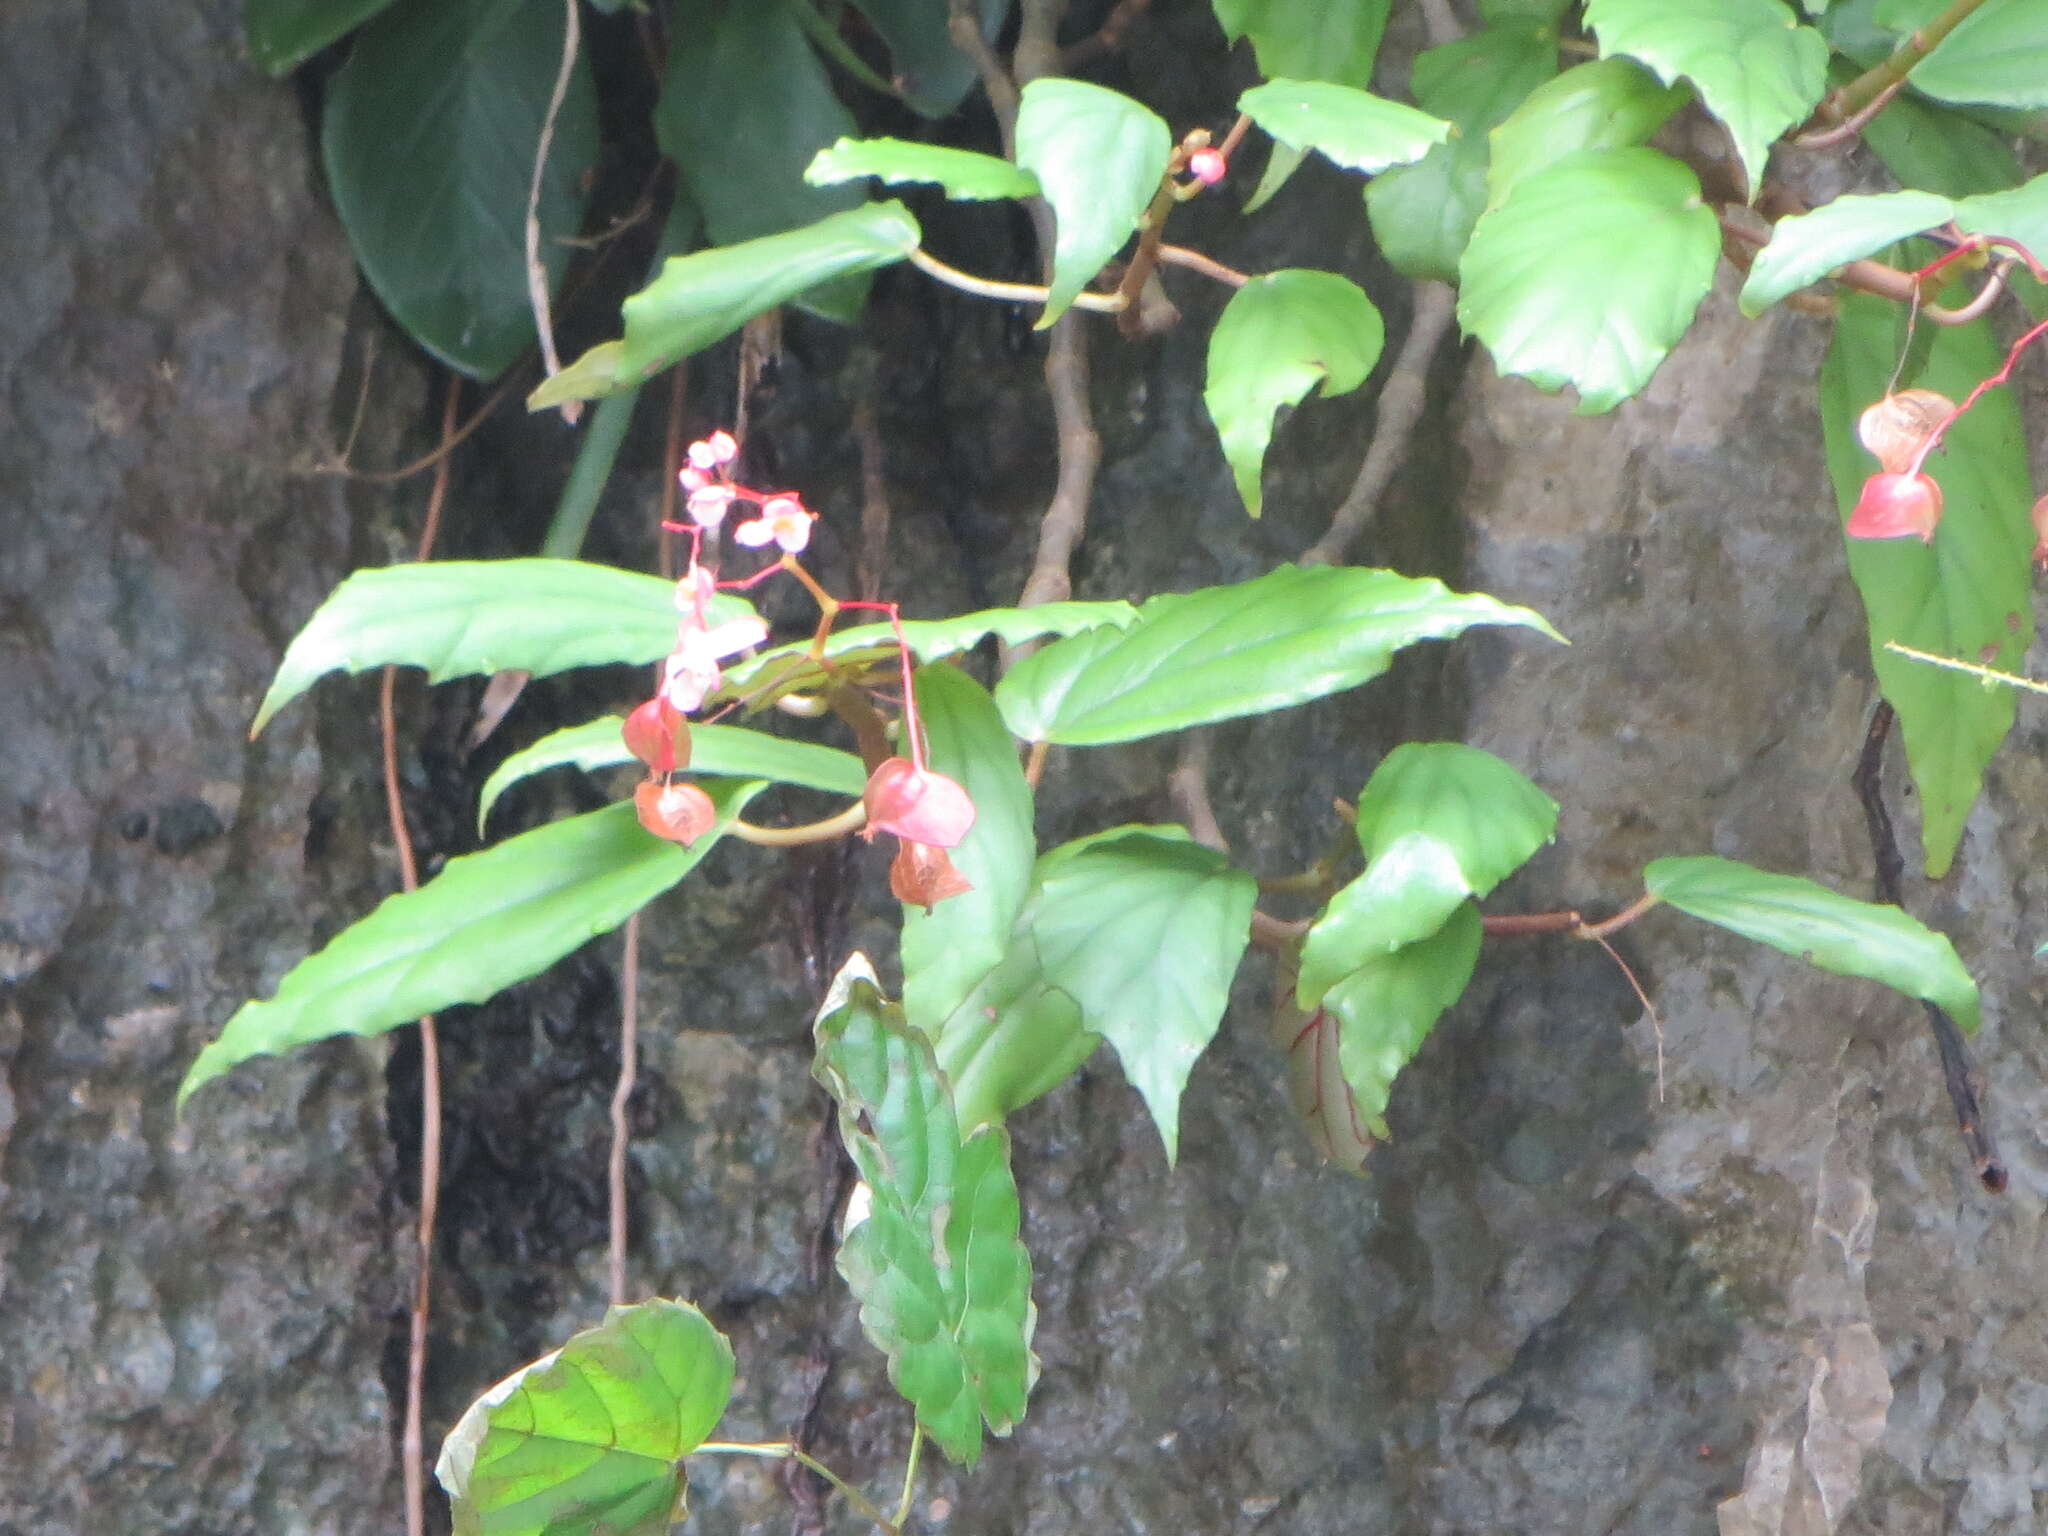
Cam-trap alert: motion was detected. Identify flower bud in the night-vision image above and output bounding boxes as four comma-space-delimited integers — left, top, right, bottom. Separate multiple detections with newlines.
862, 757, 976, 848
890, 840, 973, 911
1857, 388, 1953, 475
1187, 148, 1227, 186
1847, 471, 1943, 542
634, 779, 717, 844
623, 697, 690, 774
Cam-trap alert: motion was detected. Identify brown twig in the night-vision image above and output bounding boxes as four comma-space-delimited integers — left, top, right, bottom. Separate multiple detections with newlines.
313, 369, 526, 483
1154, 244, 1249, 288
525, 0, 582, 423
1058, 0, 1151, 68
852, 366, 892, 603
1792, 77, 1906, 149
1719, 205, 2014, 325
608, 913, 639, 1306
393, 376, 460, 1536
1167, 733, 1229, 854
946, 0, 1018, 146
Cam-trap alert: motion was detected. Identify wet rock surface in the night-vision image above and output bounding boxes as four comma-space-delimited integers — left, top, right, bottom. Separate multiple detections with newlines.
5, 3, 2045, 1535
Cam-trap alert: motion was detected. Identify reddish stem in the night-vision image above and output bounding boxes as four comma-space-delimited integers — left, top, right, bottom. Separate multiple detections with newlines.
1907, 315, 2048, 478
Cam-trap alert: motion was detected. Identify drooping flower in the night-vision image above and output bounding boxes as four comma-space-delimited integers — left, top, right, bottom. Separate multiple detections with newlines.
890, 839, 973, 910
862, 757, 976, 848
1857, 389, 1954, 475
622, 697, 690, 774
1847, 471, 1944, 543
733, 494, 815, 555
634, 779, 718, 845
661, 614, 769, 713
683, 479, 736, 528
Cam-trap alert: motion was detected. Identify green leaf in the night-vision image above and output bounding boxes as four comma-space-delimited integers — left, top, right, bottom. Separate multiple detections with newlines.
1212, 0, 1392, 86
1021, 828, 1256, 1163
1858, 80, 2025, 198
1458, 146, 1720, 414
813, 958, 1036, 1465
322, 0, 597, 378
1820, 294, 2034, 876
251, 559, 759, 734
658, 0, 867, 322
1645, 855, 1980, 1031
1013, 79, 1172, 327
1324, 900, 1482, 1136
1203, 270, 1385, 516
1909, 0, 2048, 109
1363, 20, 1561, 282
436, 1299, 734, 1536
900, 665, 1037, 1037
1739, 191, 1958, 316
1298, 834, 1473, 1007
1485, 57, 1691, 211
1242, 141, 1309, 214
245, 0, 400, 73
476, 719, 866, 834
1582, 0, 1828, 199
1953, 174, 2048, 265
716, 599, 1139, 709
806, 137, 1041, 201
179, 788, 761, 1107
1479, 0, 1572, 18
527, 340, 627, 412
1237, 80, 1452, 176
996, 564, 1560, 746
847, 0, 1009, 118
932, 945, 1097, 1136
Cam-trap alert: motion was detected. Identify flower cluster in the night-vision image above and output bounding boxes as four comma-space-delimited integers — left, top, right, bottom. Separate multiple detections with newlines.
675, 428, 817, 554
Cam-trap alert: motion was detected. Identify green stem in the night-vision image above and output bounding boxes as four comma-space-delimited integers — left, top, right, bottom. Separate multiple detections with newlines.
893, 1424, 923, 1529
695, 1441, 899, 1532
541, 385, 639, 558
1828, 0, 1996, 121
1884, 641, 2048, 696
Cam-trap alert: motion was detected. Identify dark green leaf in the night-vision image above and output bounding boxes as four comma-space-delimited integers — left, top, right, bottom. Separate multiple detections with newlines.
995, 565, 1560, 746
900, 666, 1037, 1037
476, 719, 866, 833
252, 560, 759, 734
1645, 855, 1980, 1031
436, 1299, 734, 1536
1859, 81, 2024, 198
322, 0, 597, 377
1739, 191, 1957, 316
1909, 0, 2048, 109
1820, 294, 2034, 876
1203, 270, 1385, 516
1459, 146, 1720, 413
179, 788, 761, 1107
1238, 80, 1451, 176
1581, 0, 1828, 199
245, 0, 400, 73
814, 958, 1036, 1465
848, 0, 1009, 118
1013, 80, 1172, 326
806, 137, 1041, 201
1324, 901, 1482, 1136
1485, 57, 1690, 210
1363, 20, 1560, 282
1212, 0, 1392, 86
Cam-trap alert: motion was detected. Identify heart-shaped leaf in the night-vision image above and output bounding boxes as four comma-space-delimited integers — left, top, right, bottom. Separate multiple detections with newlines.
179, 787, 762, 1108
1484, 56, 1691, 210
323, 0, 597, 377
1645, 855, 1980, 1031
1739, 191, 1958, 316
995, 565, 1560, 746
252, 559, 760, 734
246, 0, 401, 73
814, 958, 1037, 1465
806, 137, 1041, 201
1013, 79, 1171, 326
1459, 146, 1720, 413
1582, 0, 1828, 199
1908, 0, 2048, 109
1820, 293, 2034, 876
1324, 901, 1482, 1137
1238, 79, 1452, 176
476, 719, 866, 833
1363, 19, 1560, 282
1203, 270, 1385, 516
1211, 0, 1392, 87
436, 1299, 735, 1536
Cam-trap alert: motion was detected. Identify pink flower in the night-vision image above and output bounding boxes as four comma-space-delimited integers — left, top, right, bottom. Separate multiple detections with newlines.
890, 840, 973, 910
686, 430, 737, 471
862, 757, 976, 848
685, 482, 735, 528
622, 697, 690, 774
635, 779, 718, 845
1847, 472, 1943, 543
661, 613, 769, 713
733, 494, 815, 554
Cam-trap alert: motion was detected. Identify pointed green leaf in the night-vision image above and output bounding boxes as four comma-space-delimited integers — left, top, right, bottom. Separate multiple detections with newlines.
1645, 855, 1980, 1031
1485, 57, 1691, 210
1203, 270, 1385, 516
1212, 0, 1392, 86
476, 719, 866, 834
436, 1299, 734, 1536
1238, 80, 1452, 176
1908, 0, 2048, 109
179, 788, 760, 1107
1242, 141, 1309, 214
322, 0, 597, 378
900, 665, 1037, 1036
1459, 146, 1719, 414
813, 958, 1036, 1465
1363, 20, 1561, 282
1739, 191, 1958, 316
1013, 80, 1172, 327
1582, 0, 1828, 199
995, 565, 1561, 746
847, 0, 1009, 118
1820, 294, 2033, 876
251, 560, 759, 734
245, 0, 400, 73
1298, 834, 1472, 1008
1325, 900, 1482, 1136
806, 137, 1041, 201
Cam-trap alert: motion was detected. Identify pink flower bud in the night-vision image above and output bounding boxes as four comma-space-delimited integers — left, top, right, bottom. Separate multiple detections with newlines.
635, 779, 717, 845
686, 483, 735, 528
622, 697, 690, 774
862, 757, 976, 848
1847, 472, 1943, 542
890, 840, 973, 911
1187, 148, 1227, 186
